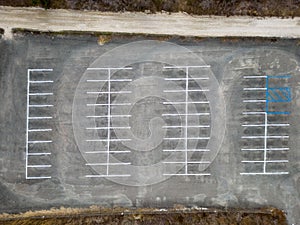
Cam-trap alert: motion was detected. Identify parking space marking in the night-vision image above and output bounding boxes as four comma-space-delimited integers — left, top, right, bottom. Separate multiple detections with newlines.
241, 135, 289, 139
163, 137, 210, 140
86, 139, 132, 142
163, 149, 210, 152
243, 99, 266, 103
241, 147, 289, 151
163, 101, 209, 105
29, 80, 53, 84
28, 128, 52, 132
27, 152, 51, 156
163, 161, 211, 164
26, 176, 52, 180
87, 91, 132, 94
165, 77, 209, 81
162, 65, 211, 176
86, 114, 131, 118
29, 92, 53, 96
28, 140, 52, 144
85, 150, 131, 154
87, 79, 132, 82
241, 74, 291, 175
26, 69, 53, 180
27, 165, 52, 168
86, 162, 131, 166
84, 67, 132, 178
86, 103, 131, 106
164, 89, 209, 93
242, 123, 289, 127
29, 104, 54, 108
86, 126, 130, 130
162, 125, 210, 128
85, 174, 131, 178
242, 160, 289, 163
162, 113, 210, 116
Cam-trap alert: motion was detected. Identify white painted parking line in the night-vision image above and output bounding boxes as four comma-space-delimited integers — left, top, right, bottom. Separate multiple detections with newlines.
28, 140, 52, 144
164, 89, 209, 93
28, 116, 53, 120
163, 101, 209, 105
29, 104, 53, 108
27, 165, 52, 168
86, 91, 132, 94
86, 115, 131, 118
163, 161, 211, 164
184, 67, 189, 174
241, 148, 289, 151
164, 77, 209, 81
242, 123, 290, 127
85, 151, 131, 154
243, 87, 267, 91
164, 65, 211, 69
26, 69, 54, 180
29, 92, 53, 96
163, 173, 211, 176
86, 103, 131, 106
86, 162, 131, 166
28, 129, 52, 132
163, 149, 210, 152
87, 67, 132, 71
86, 139, 131, 142
27, 152, 51, 156
86, 127, 130, 130
162, 113, 210, 116
164, 137, 210, 140
241, 136, 289, 139
243, 99, 266, 103
28, 69, 53, 72
26, 176, 52, 179
87, 79, 132, 82
29, 80, 53, 84
85, 174, 131, 178
263, 113, 268, 173
243, 75, 267, 79
242, 111, 265, 115
242, 160, 289, 163
162, 125, 210, 128
240, 172, 289, 175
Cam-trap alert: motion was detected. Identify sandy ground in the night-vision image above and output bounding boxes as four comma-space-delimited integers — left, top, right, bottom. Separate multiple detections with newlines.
0, 6, 300, 39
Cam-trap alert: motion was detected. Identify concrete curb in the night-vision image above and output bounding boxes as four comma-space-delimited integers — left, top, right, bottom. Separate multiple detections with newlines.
0, 6, 300, 39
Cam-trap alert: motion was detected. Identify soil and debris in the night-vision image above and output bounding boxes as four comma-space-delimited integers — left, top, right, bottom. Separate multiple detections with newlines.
0, 0, 299, 17
0, 206, 288, 225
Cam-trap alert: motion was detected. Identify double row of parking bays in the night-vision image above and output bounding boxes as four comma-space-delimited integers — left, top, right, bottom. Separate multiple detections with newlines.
25, 65, 292, 180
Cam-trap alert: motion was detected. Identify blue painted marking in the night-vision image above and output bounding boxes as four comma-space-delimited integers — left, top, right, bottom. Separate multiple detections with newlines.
267, 111, 290, 115
265, 75, 291, 115
267, 75, 291, 79
267, 87, 291, 103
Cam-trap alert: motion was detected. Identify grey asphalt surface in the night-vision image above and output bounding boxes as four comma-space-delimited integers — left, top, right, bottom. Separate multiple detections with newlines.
0, 33, 299, 224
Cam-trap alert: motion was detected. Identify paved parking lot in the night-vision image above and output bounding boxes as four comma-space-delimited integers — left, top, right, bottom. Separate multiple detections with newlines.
0, 33, 299, 224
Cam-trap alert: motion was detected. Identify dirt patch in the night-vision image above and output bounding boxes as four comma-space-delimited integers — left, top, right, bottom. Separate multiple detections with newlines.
0, 0, 299, 17
0, 206, 288, 225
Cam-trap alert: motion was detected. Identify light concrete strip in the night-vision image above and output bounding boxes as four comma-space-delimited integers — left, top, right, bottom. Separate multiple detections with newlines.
0, 6, 300, 39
